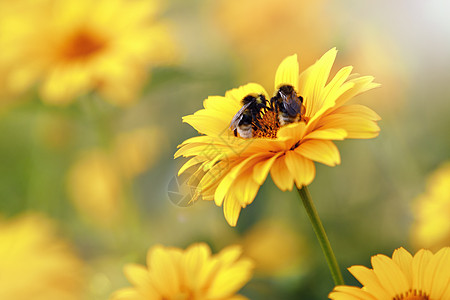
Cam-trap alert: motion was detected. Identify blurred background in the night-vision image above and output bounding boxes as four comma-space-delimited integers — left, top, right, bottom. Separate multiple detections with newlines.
1, 0, 449, 299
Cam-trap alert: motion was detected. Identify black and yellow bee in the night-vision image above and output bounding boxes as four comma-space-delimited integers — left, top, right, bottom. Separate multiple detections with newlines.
229, 94, 269, 138
270, 85, 304, 125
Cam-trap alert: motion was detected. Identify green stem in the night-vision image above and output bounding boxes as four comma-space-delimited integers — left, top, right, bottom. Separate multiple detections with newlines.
296, 185, 344, 286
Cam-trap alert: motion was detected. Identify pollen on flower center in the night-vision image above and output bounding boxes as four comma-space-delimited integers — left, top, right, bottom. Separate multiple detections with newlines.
59, 29, 107, 61
253, 110, 280, 139
394, 290, 429, 300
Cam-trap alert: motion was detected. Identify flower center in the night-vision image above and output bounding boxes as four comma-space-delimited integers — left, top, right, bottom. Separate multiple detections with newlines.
253, 110, 280, 139
394, 289, 429, 300
59, 29, 107, 61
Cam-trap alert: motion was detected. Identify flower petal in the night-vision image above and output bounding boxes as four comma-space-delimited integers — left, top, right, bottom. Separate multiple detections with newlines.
335, 76, 380, 108
331, 104, 381, 121
348, 265, 391, 300
253, 153, 282, 185
284, 150, 315, 188
300, 48, 337, 119
146, 245, 181, 297
223, 191, 243, 227
329, 286, 378, 300
427, 247, 450, 300
296, 140, 341, 166
276, 121, 306, 146
317, 114, 380, 139
307, 67, 355, 125
270, 155, 294, 191
274, 54, 299, 92
392, 247, 413, 287
232, 168, 261, 206
182, 243, 211, 290
303, 128, 347, 141
371, 254, 410, 297
411, 249, 433, 292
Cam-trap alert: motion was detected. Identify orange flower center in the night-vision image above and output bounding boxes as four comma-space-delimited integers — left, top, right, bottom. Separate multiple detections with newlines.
394, 290, 429, 300
253, 110, 280, 139
59, 29, 107, 62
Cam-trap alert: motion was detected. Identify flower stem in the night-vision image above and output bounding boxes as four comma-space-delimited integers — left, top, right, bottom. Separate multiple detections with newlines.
296, 185, 344, 286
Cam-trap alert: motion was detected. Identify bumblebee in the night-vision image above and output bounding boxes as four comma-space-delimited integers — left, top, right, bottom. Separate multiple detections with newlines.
229, 94, 268, 138
270, 85, 304, 125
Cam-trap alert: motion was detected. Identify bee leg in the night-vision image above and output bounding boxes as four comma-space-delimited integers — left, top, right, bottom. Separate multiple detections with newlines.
234, 129, 237, 137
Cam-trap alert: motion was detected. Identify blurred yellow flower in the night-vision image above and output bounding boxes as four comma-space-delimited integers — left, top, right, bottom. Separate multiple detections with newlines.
329, 247, 450, 300
175, 49, 380, 226
0, 213, 84, 300
114, 127, 165, 179
411, 162, 450, 251
0, 0, 176, 105
67, 149, 124, 227
110, 243, 254, 300
239, 221, 307, 277
66, 126, 165, 226
213, 0, 330, 89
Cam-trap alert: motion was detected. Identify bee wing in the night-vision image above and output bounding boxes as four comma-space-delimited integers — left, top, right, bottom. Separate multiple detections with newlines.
229, 101, 253, 130
283, 95, 302, 116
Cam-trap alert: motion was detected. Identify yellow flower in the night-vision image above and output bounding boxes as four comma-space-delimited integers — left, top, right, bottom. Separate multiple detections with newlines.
0, 213, 84, 300
328, 247, 450, 300
0, 0, 176, 105
66, 127, 164, 227
411, 162, 450, 251
114, 127, 166, 179
67, 149, 124, 227
175, 49, 380, 226
239, 221, 307, 277
110, 243, 254, 300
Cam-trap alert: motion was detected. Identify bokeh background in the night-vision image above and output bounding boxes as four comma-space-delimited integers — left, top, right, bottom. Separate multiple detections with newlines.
1, 0, 450, 299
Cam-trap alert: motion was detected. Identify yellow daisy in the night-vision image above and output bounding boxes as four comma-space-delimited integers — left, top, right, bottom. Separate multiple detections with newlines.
411, 162, 450, 251
110, 243, 254, 300
328, 247, 450, 300
67, 149, 124, 227
0, 0, 176, 105
175, 48, 380, 226
0, 213, 84, 299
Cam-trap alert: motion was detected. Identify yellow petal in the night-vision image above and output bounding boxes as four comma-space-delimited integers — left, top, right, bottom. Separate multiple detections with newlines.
110, 287, 147, 300
124, 264, 150, 288
348, 265, 391, 300
411, 249, 433, 292
331, 104, 381, 121
307, 67, 355, 125
270, 155, 294, 191
207, 257, 254, 298
274, 54, 299, 91
329, 286, 378, 300
371, 254, 410, 297
317, 114, 380, 139
233, 170, 261, 206
296, 140, 341, 166
427, 247, 450, 300
182, 243, 211, 291
284, 150, 315, 187
223, 192, 242, 227
276, 121, 306, 145
214, 154, 265, 207
303, 128, 347, 141
335, 76, 380, 107
392, 247, 413, 287
301, 48, 337, 118
147, 245, 181, 297
253, 153, 282, 185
